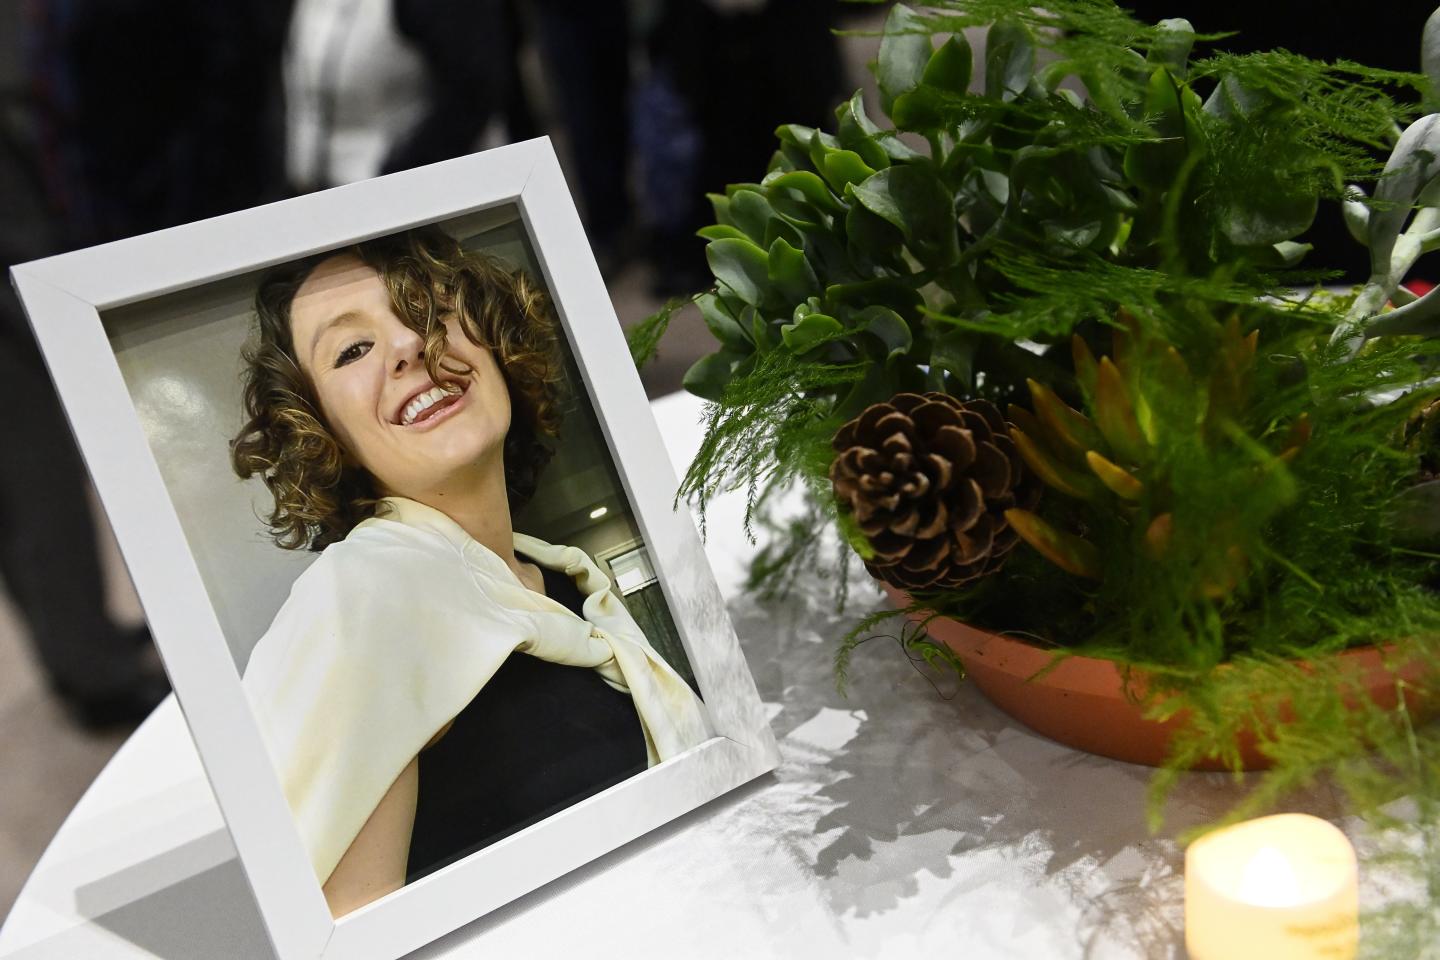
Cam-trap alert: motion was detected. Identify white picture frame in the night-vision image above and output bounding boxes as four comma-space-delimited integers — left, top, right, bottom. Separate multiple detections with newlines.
9, 138, 779, 960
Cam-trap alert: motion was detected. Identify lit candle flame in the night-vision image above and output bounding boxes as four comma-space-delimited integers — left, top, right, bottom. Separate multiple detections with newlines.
1236, 845, 1303, 908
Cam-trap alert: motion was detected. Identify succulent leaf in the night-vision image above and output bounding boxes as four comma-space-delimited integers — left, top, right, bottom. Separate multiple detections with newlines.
1004, 508, 1102, 578
683, 350, 745, 402
697, 224, 748, 243
780, 313, 843, 354
729, 188, 777, 244
851, 164, 961, 268
821, 150, 879, 194
706, 237, 772, 308
1151, 345, 1199, 428
765, 170, 842, 213
768, 237, 820, 305
876, 3, 932, 114
1276, 413, 1312, 463
1094, 356, 1148, 463
1006, 403, 1052, 449
1086, 449, 1144, 500
1206, 316, 1257, 426
835, 93, 891, 171
1011, 427, 1100, 500
1199, 545, 1249, 599
984, 20, 1034, 103
923, 35, 973, 96
1143, 512, 1174, 559
1071, 335, 1099, 402
1027, 378, 1106, 456
697, 292, 752, 350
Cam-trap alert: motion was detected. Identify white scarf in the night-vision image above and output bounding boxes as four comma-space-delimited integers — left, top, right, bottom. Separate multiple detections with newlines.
242, 496, 712, 883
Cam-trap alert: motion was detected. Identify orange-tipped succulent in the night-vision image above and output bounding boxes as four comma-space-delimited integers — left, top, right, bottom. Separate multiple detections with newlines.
1003, 313, 1310, 594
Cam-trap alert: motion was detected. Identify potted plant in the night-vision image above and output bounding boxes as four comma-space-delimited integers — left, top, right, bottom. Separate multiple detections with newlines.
631, 0, 1440, 949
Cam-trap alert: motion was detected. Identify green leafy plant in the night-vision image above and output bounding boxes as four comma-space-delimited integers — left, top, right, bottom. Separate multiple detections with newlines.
640, 0, 1427, 544
631, 1, 1440, 950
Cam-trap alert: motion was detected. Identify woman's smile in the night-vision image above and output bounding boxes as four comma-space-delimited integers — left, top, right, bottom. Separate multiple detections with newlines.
394, 382, 470, 430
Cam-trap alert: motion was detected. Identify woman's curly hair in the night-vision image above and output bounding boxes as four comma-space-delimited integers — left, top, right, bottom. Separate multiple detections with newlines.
231, 226, 567, 551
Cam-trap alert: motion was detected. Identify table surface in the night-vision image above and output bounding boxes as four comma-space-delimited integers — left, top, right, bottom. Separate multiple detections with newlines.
0, 391, 1362, 960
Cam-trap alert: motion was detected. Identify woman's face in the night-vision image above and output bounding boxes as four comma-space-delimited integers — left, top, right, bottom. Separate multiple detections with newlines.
288, 253, 512, 500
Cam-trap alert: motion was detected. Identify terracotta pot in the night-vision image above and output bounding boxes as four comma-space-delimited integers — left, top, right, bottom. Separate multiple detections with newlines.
882, 583, 1427, 771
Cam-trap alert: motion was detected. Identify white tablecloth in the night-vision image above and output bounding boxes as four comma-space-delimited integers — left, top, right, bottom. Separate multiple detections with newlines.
0, 391, 1350, 960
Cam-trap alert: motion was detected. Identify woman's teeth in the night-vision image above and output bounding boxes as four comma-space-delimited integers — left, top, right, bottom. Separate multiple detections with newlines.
401, 386, 457, 425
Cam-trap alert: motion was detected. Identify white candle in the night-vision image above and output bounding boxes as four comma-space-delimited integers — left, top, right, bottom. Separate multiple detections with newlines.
1185, 813, 1358, 960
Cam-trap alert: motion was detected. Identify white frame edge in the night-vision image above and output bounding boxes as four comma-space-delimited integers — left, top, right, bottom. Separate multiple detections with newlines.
10, 138, 779, 960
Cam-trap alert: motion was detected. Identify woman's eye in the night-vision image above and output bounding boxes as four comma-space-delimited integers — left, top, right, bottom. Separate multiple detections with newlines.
334, 341, 371, 368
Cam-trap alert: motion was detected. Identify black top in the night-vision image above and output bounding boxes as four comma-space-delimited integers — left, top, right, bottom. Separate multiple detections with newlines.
404, 556, 649, 882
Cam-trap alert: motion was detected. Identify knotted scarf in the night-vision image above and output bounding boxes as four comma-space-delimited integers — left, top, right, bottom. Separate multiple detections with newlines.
241, 496, 712, 883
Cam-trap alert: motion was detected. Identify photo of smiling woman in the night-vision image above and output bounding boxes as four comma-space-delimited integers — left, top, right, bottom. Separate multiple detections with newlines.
230, 226, 711, 918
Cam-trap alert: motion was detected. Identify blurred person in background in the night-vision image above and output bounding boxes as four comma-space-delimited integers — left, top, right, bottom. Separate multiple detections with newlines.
2, 0, 289, 727
285, 0, 528, 189
284, 0, 638, 270
0, 156, 162, 730
285, 0, 850, 290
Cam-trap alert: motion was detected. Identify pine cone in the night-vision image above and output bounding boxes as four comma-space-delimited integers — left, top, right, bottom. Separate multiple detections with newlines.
829, 392, 1041, 591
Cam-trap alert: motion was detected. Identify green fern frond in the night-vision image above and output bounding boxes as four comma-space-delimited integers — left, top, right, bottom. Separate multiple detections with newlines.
627, 295, 694, 370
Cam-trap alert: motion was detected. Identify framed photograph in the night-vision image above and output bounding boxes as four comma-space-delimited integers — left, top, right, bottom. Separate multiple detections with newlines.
10, 138, 779, 960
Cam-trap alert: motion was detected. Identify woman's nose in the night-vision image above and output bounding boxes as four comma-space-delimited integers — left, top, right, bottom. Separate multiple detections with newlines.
386, 323, 425, 374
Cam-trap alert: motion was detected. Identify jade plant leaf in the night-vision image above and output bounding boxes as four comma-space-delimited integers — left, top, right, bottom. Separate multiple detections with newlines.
682, 349, 745, 402
923, 35, 973, 96
821, 149, 878, 194
835, 92, 891, 171
780, 312, 844, 353
984, 20, 1034, 102
728, 188, 777, 245
794, 223, 851, 279
1123, 68, 1189, 192
826, 276, 924, 316
767, 190, 823, 228
697, 224, 748, 242
845, 197, 907, 271
765, 169, 842, 213
774, 125, 821, 173
1246, 241, 1313, 268
854, 305, 913, 362
763, 217, 807, 254
889, 83, 956, 134
706, 237, 773, 308
768, 237, 820, 304
1202, 72, 1282, 122
806, 128, 844, 177
1217, 192, 1319, 251
707, 192, 733, 228
876, 3, 932, 114
852, 165, 960, 267
696, 292, 751, 350
928, 327, 976, 391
